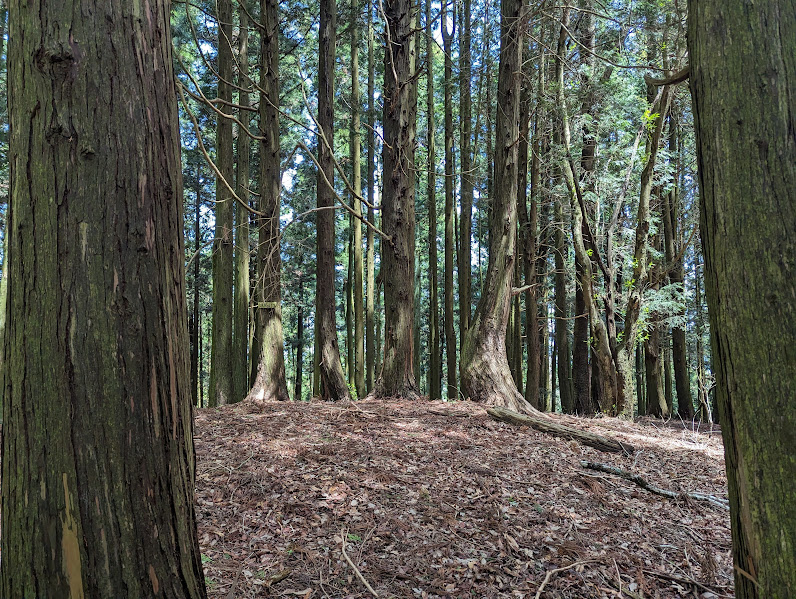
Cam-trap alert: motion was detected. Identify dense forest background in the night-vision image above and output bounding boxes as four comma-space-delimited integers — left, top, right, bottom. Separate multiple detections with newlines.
149, 0, 711, 418
0, 0, 713, 417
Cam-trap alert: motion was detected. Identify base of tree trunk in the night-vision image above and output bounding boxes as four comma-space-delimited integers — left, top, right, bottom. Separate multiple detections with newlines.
486, 405, 634, 455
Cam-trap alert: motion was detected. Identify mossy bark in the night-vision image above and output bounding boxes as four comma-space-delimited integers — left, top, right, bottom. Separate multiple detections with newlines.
0, 1, 206, 595
689, 1, 796, 595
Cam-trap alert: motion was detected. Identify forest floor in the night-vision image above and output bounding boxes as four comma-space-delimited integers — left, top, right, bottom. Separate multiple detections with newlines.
195, 399, 733, 599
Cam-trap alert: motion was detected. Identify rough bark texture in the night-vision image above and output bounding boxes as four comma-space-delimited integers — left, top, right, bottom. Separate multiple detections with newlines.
374, 0, 419, 399
460, 0, 529, 413
234, 6, 251, 402
248, 0, 289, 403
209, 0, 235, 407
0, 1, 206, 595
316, 0, 350, 401
426, 0, 441, 401
689, 1, 796, 595
442, 12, 457, 401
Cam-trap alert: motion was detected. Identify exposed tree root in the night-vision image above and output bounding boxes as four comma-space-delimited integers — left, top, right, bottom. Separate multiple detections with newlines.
486, 406, 634, 455
580, 460, 730, 510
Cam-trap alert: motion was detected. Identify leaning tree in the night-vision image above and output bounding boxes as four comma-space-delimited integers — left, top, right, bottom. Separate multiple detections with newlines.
1, 1, 206, 596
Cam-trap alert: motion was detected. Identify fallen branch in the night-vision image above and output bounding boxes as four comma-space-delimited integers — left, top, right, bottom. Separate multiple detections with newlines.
341, 529, 379, 598
486, 406, 634, 455
643, 568, 734, 597
580, 461, 730, 510
534, 560, 594, 599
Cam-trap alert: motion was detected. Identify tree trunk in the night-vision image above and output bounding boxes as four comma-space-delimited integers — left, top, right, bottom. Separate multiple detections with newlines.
645, 324, 668, 418
350, 0, 366, 398
295, 297, 304, 401
374, 0, 419, 399
346, 233, 354, 383
316, 0, 350, 401
426, 0, 441, 400
365, 1, 376, 393
248, 0, 289, 402
460, 0, 529, 413
554, 188, 573, 413
521, 60, 542, 409
191, 168, 202, 406
209, 0, 235, 406
573, 4, 596, 416
442, 10, 457, 401
0, 1, 207, 594
636, 344, 646, 416
458, 0, 472, 340
690, 1, 796, 594
234, 5, 251, 402
664, 181, 693, 418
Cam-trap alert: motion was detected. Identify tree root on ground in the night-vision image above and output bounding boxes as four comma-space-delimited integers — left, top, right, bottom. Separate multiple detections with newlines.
486, 406, 634, 455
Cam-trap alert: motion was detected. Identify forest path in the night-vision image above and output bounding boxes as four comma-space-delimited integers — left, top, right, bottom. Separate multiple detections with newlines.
195, 399, 733, 598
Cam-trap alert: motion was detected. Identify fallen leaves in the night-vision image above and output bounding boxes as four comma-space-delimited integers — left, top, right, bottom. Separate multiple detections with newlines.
195, 399, 734, 598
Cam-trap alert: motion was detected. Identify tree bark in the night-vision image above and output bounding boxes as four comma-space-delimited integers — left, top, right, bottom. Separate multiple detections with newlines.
316, 0, 350, 401
234, 5, 252, 402
365, 1, 376, 393
374, 0, 419, 399
209, 0, 235, 406
0, 1, 207, 595
689, 1, 796, 595
458, 0, 473, 340
191, 167, 202, 406
460, 0, 530, 413
442, 9, 457, 401
350, 0, 365, 398
426, 0, 441, 400
248, 0, 289, 402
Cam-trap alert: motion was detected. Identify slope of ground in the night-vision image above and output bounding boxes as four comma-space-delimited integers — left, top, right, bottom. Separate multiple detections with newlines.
195, 400, 733, 598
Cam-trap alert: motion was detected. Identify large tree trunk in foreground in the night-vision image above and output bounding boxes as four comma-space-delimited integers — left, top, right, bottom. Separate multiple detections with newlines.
0, 1, 206, 595
690, 1, 796, 596
374, 0, 419, 399
316, 0, 350, 401
460, 0, 527, 412
248, 0, 289, 402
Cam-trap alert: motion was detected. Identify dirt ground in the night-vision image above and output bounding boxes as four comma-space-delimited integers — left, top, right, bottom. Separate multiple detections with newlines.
195, 399, 733, 599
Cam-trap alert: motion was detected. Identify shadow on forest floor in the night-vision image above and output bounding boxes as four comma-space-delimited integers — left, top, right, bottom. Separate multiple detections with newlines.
195, 399, 733, 598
